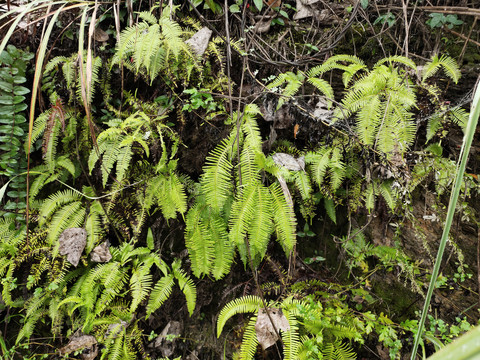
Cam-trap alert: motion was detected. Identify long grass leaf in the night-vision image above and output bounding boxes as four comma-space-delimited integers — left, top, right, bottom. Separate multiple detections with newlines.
26, 4, 65, 231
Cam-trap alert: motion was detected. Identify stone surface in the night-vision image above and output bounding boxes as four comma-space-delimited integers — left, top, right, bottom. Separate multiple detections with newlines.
58, 228, 87, 267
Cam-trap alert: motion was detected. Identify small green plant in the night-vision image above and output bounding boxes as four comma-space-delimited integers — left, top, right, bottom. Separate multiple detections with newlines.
182, 88, 219, 113
427, 13, 463, 29
0, 45, 33, 222
374, 12, 396, 27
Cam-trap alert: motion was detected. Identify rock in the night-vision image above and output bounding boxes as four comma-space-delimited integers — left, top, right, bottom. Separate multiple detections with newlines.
272, 152, 305, 171
255, 308, 290, 350
185, 27, 212, 57
58, 228, 87, 267
90, 241, 112, 263
59, 334, 97, 360
152, 320, 183, 358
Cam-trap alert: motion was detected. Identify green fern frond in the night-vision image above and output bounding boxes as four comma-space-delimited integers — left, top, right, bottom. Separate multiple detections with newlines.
248, 184, 274, 264
449, 106, 469, 129
28, 109, 49, 149
56, 156, 76, 177
185, 203, 214, 277
324, 197, 337, 224
306, 78, 334, 105
282, 310, 300, 360
305, 149, 331, 187
159, 15, 188, 60
422, 54, 460, 84
426, 113, 443, 142
379, 180, 397, 211
238, 315, 258, 360
200, 133, 235, 211
129, 264, 153, 312
294, 171, 312, 200
47, 201, 85, 245
172, 260, 197, 316
229, 182, 258, 265
269, 183, 296, 253
115, 143, 133, 184
332, 340, 357, 360
16, 308, 44, 344
39, 189, 82, 225
341, 63, 367, 87
329, 148, 346, 191
217, 295, 263, 337
375, 55, 417, 70
94, 262, 128, 315
209, 213, 234, 280
364, 182, 375, 212
239, 146, 261, 186
267, 71, 304, 109
85, 201, 105, 254
307, 54, 364, 78
145, 274, 175, 318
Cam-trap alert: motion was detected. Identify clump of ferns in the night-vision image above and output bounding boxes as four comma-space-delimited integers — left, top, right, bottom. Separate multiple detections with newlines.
112, 7, 198, 87
217, 294, 361, 360
184, 104, 297, 280
11, 240, 196, 348
0, 222, 75, 340
268, 54, 462, 160
42, 50, 102, 106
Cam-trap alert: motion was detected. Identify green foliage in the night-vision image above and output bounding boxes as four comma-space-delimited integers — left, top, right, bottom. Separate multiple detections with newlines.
112, 7, 193, 84
0, 45, 33, 221
218, 285, 396, 360
185, 104, 297, 278
43, 51, 102, 105
426, 13, 463, 29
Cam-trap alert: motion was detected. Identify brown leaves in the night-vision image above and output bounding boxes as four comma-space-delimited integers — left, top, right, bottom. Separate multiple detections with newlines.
185, 27, 212, 57
59, 334, 97, 360
272, 153, 305, 171
90, 241, 112, 263
255, 308, 290, 350
58, 228, 87, 267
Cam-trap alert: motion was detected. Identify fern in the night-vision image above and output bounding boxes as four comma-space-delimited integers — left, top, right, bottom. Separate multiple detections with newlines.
145, 274, 175, 318
217, 295, 263, 337
421, 54, 460, 84
113, 7, 192, 83
267, 71, 305, 109
172, 260, 197, 316
307, 54, 365, 78
238, 315, 259, 360
200, 133, 235, 211
43, 52, 102, 104
282, 309, 301, 360
269, 183, 296, 253
38, 190, 86, 245
129, 263, 153, 313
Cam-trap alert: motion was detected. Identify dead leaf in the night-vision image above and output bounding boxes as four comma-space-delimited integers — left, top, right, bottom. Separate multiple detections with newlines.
106, 320, 128, 339
152, 320, 183, 357
294, 0, 315, 20
272, 153, 305, 171
255, 308, 290, 350
276, 175, 293, 208
59, 334, 97, 356
58, 228, 87, 267
90, 241, 112, 263
185, 27, 212, 57
313, 98, 333, 123
93, 28, 109, 42
254, 18, 272, 34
